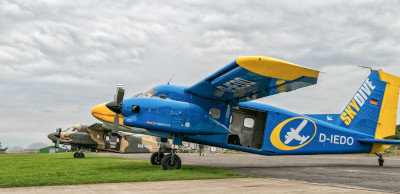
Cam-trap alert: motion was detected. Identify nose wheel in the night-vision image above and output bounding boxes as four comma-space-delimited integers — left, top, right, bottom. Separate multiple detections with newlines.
375, 153, 384, 166
151, 152, 165, 165
161, 150, 181, 170
160, 135, 182, 170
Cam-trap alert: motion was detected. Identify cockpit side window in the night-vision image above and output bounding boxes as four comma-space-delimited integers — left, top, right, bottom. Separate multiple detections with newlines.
134, 88, 158, 98
63, 127, 78, 132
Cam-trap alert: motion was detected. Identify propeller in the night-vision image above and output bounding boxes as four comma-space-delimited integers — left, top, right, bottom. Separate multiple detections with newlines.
55, 138, 60, 148
54, 127, 62, 148
106, 84, 125, 149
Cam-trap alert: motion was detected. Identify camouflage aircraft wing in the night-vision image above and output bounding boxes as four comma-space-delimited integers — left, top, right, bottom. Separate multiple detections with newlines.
185, 56, 319, 102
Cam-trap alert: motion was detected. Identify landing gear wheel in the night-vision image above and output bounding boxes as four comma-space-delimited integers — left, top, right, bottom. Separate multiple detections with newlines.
150, 152, 164, 165
74, 152, 85, 158
378, 158, 384, 166
375, 153, 384, 166
161, 154, 181, 170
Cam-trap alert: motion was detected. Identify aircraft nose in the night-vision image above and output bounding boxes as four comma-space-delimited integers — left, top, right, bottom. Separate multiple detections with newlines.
92, 103, 124, 125
47, 132, 58, 142
106, 101, 122, 114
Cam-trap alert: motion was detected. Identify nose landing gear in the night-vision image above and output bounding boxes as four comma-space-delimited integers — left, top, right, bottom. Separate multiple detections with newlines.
161, 149, 181, 170
151, 141, 167, 165
152, 135, 182, 170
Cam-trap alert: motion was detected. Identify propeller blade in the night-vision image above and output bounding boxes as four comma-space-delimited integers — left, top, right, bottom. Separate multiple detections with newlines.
106, 84, 124, 114
116, 84, 125, 105
55, 128, 61, 138
55, 138, 60, 148
109, 112, 120, 149
108, 84, 124, 150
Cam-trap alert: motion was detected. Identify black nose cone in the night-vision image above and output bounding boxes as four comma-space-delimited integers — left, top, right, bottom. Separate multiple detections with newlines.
106, 101, 122, 114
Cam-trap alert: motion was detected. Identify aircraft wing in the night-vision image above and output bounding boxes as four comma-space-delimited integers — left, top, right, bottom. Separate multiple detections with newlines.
185, 56, 319, 102
359, 139, 400, 146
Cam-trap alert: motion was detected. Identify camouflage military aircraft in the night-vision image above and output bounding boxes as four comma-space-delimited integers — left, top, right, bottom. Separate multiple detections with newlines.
48, 123, 172, 158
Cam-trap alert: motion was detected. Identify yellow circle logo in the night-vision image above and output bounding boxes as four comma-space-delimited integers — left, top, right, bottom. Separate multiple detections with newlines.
270, 117, 317, 151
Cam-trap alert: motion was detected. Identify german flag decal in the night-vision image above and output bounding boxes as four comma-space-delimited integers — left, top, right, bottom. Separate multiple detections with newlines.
370, 99, 378, 105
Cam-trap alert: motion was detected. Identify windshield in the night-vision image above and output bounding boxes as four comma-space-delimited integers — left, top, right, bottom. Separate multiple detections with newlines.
133, 88, 157, 98
62, 127, 78, 132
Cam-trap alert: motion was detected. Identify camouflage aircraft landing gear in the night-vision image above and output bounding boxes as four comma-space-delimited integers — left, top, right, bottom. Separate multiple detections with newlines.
375, 153, 384, 166
74, 147, 85, 158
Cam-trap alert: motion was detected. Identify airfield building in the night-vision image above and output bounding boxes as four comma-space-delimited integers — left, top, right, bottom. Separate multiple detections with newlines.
5, 146, 24, 153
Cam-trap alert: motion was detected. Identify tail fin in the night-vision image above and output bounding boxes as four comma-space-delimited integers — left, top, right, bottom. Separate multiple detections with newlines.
338, 70, 400, 152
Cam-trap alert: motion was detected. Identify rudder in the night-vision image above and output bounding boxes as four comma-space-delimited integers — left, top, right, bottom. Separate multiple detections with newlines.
338, 70, 400, 150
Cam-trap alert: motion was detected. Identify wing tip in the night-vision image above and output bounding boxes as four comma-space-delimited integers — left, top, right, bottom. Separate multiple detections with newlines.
235, 56, 319, 81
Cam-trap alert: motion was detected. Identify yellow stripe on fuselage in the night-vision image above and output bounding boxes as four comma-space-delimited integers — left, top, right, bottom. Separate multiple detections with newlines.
371, 70, 400, 153
236, 56, 319, 80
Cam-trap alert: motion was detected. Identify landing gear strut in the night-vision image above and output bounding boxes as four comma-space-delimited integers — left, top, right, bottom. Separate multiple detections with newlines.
160, 135, 182, 170
375, 153, 384, 166
74, 147, 85, 158
161, 149, 181, 170
151, 141, 166, 165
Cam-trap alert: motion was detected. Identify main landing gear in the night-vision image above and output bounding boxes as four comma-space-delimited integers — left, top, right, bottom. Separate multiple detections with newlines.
74, 147, 85, 158
150, 136, 182, 170
375, 153, 384, 166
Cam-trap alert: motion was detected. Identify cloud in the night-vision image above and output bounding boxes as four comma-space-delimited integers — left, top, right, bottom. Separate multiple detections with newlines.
0, 0, 399, 147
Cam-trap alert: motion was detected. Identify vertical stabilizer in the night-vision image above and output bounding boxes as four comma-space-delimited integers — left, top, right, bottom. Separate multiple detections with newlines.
338, 70, 400, 152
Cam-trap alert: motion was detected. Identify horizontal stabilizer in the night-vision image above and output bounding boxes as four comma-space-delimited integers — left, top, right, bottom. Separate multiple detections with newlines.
359, 139, 400, 146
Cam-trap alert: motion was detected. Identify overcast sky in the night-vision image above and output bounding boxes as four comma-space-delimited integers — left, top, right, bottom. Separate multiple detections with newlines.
1, 0, 399, 147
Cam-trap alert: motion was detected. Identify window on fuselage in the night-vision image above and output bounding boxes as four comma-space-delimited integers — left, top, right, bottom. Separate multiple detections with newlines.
209, 108, 221, 119
243, 118, 255, 128
132, 88, 158, 98
63, 127, 78, 132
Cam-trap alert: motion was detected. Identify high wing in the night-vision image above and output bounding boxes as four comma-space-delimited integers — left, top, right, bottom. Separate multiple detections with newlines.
185, 56, 319, 102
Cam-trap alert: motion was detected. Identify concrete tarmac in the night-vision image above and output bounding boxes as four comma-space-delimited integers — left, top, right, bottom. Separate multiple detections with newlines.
1, 153, 398, 193
0, 178, 386, 194
99, 153, 400, 193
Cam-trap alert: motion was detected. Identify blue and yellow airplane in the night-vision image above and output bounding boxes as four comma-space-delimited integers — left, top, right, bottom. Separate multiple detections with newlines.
92, 56, 400, 170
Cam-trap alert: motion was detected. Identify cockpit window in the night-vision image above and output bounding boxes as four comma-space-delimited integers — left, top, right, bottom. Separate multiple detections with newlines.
134, 88, 157, 98
63, 127, 78, 132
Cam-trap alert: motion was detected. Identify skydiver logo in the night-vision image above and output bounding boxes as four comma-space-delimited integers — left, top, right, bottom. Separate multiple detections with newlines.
270, 117, 317, 151
284, 119, 310, 145
340, 78, 375, 125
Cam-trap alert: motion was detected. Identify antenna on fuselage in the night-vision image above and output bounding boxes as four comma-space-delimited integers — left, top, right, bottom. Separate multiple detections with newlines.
167, 73, 175, 85
359, 66, 374, 73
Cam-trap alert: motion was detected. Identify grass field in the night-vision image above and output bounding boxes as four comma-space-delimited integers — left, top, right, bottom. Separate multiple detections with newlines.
0, 153, 244, 188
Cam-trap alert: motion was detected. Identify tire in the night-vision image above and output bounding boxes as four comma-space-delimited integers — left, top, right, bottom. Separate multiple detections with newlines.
161, 154, 181, 170
378, 158, 384, 166
150, 152, 164, 165
73, 152, 78, 158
